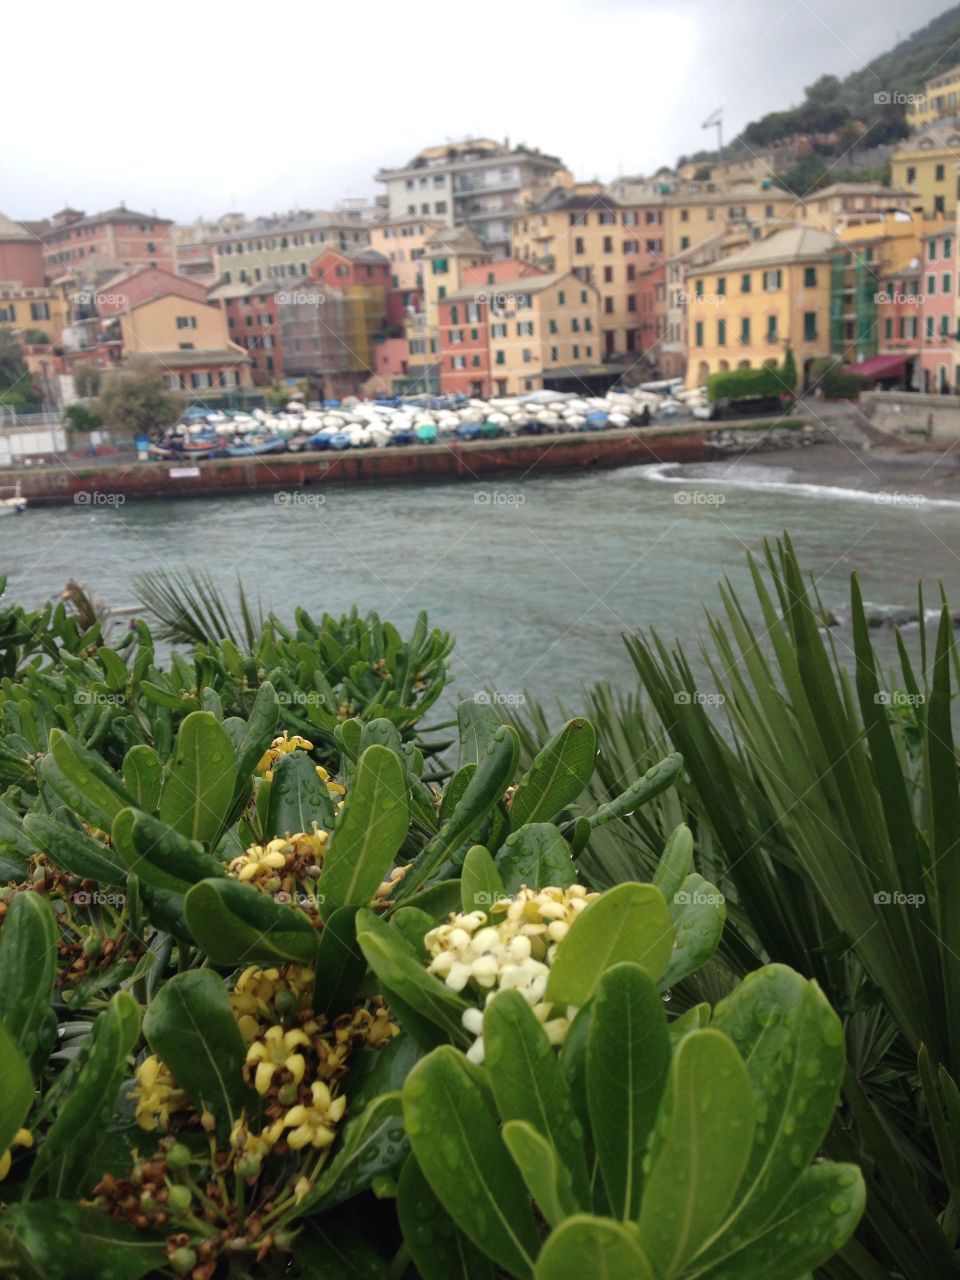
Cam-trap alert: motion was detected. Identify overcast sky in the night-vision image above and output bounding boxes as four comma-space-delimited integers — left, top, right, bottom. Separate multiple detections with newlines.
3, 0, 954, 224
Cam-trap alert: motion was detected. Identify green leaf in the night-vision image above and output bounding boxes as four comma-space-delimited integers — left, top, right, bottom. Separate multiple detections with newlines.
587, 963, 669, 1220
111, 808, 227, 894
400, 724, 519, 900
143, 969, 252, 1137
0, 796, 40, 857
183, 878, 319, 965
318, 744, 409, 920
265, 748, 334, 839
397, 1154, 494, 1280
313, 905, 367, 1016
457, 697, 502, 767
403, 1046, 540, 1279
158, 711, 237, 846
27, 991, 140, 1198
502, 1119, 580, 1228
585, 753, 683, 829
233, 680, 280, 781
509, 717, 596, 829
497, 823, 576, 896
535, 1216, 655, 1280
0, 1020, 33, 1159
23, 813, 127, 887
545, 883, 674, 1006
121, 745, 162, 813
637, 1029, 755, 1278
692, 1162, 865, 1280
484, 990, 590, 1205
697, 965, 846, 1262
356, 909, 470, 1049
47, 728, 135, 826
660, 873, 725, 989
0, 893, 57, 1060
460, 844, 505, 915
0, 1201, 166, 1280
295, 1220, 388, 1279
291, 1092, 407, 1217
652, 824, 693, 905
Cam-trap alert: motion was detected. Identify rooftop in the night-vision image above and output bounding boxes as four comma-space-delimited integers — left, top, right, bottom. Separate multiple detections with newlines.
706, 226, 840, 270
42, 207, 173, 238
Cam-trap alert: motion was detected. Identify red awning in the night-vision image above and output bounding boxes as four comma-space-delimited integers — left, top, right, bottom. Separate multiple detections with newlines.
846, 354, 913, 380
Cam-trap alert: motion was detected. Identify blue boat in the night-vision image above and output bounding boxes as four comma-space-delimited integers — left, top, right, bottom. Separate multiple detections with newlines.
456, 423, 481, 441
225, 436, 287, 457
415, 424, 438, 443
307, 431, 334, 451
329, 432, 352, 450
390, 430, 415, 446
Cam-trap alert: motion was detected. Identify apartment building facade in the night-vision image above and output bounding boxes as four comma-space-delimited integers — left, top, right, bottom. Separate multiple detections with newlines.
42, 207, 175, 279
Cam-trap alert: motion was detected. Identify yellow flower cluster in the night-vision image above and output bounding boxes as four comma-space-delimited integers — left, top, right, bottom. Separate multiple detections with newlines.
229, 963, 315, 1042
0, 1129, 31, 1180
228, 828, 328, 889
256, 733, 346, 801
424, 884, 599, 1065
133, 1055, 190, 1132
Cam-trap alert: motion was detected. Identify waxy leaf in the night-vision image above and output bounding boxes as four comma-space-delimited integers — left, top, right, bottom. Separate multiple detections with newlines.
0, 1020, 33, 1160
318, 744, 408, 920
313, 905, 367, 1016
184, 877, 319, 965
535, 1216, 655, 1280
697, 965, 846, 1262
660, 872, 725, 989
265, 748, 334, 839
397, 1154, 494, 1280
158, 711, 237, 846
509, 717, 596, 829
27, 991, 140, 1198
143, 969, 252, 1137
545, 882, 674, 1007
0, 893, 57, 1060
47, 728, 135, 826
587, 963, 669, 1219
457, 697, 502, 768
497, 823, 576, 896
403, 1046, 540, 1279
484, 991, 590, 1205
637, 1029, 755, 1277
460, 844, 505, 915
291, 1092, 407, 1217
696, 1162, 865, 1280
24, 813, 128, 887
112, 809, 226, 894
652, 823, 693, 904
502, 1120, 580, 1228
0, 1201, 166, 1280
121, 744, 163, 813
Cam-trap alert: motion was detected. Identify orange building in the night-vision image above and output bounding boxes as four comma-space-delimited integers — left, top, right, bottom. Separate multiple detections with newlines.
42, 206, 175, 280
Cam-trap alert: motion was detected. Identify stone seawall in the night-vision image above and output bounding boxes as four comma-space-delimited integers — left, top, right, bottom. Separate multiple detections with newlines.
1, 427, 708, 506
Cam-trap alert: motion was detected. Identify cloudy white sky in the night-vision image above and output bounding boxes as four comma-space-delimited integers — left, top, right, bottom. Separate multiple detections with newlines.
3, 0, 954, 224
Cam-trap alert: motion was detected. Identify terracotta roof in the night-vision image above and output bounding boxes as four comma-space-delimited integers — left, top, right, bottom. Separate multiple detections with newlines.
0, 212, 35, 242
149, 348, 251, 367
705, 226, 839, 270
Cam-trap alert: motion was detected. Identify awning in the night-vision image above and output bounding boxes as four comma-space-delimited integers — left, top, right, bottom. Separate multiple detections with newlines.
846, 354, 914, 380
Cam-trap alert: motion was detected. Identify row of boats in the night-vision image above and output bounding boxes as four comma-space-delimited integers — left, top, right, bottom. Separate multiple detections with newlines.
146, 384, 681, 460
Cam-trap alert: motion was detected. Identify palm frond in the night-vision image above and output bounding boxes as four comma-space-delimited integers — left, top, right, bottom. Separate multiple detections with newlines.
133, 568, 264, 649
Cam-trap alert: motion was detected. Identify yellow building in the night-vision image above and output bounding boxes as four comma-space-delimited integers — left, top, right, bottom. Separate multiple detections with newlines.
906, 66, 960, 129
685, 227, 836, 388
367, 216, 444, 291
118, 293, 251, 390
659, 186, 796, 259
797, 182, 913, 231
0, 284, 67, 343
406, 225, 490, 386
891, 122, 960, 218
462, 271, 601, 395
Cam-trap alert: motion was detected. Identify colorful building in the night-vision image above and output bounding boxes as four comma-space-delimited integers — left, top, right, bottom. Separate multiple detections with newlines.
892, 122, 960, 218
42, 206, 175, 280
209, 279, 285, 383
906, 66, 960, 129
917, 226, 957, 392
367, 216, 444, 291
797, 183, 913, 232
0, 212, 46, 286
206, 210, 373, 291
685, 227, 836, 388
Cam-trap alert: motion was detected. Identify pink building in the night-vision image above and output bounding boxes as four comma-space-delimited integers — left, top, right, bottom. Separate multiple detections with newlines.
918, 227, 956, 393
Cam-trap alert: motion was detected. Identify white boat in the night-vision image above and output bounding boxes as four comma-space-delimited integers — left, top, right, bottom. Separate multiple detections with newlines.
0, 482, 27, 516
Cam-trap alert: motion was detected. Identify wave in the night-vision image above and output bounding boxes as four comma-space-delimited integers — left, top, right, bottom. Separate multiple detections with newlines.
629, 462, 960, 511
